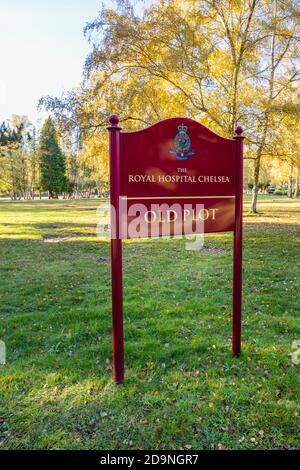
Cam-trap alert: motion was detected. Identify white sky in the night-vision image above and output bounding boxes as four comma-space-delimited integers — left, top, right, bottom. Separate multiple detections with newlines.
0, 0, 104, 125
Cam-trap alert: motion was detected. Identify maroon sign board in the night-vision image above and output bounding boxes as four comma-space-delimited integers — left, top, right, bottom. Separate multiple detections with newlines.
108, 115, 244, 384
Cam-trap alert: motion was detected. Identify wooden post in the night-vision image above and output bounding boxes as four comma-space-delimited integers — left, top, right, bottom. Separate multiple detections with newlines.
108, 115, 124, 383
232, 126, 244, 356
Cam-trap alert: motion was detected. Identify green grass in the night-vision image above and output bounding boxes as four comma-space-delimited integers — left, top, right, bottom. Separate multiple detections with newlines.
0, 196, 299, 450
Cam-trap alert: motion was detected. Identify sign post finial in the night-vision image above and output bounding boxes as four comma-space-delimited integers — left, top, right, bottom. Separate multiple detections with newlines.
109, 114, 120, 127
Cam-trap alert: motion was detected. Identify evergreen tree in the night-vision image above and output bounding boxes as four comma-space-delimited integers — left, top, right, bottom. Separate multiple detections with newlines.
39, 117, 68, 198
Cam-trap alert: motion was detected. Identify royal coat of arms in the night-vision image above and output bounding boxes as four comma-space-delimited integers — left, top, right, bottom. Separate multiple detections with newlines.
169, 124, 196, 160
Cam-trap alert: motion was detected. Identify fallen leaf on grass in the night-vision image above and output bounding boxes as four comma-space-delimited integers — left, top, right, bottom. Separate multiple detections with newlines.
166, 398, 176, 405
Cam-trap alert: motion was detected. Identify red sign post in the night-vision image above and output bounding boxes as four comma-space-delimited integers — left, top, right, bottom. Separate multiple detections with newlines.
108, 115, 244, 384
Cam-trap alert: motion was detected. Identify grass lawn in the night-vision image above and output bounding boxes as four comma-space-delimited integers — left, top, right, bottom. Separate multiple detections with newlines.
0, 196, 299, 450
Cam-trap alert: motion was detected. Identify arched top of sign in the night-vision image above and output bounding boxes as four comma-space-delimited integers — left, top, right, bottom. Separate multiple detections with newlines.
119, 116, 237, 200
121, 117, 235, 144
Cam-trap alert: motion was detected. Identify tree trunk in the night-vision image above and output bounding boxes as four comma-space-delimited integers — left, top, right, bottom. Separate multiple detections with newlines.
293, 167, 299, 198
250, 156, 261, 213
251, 0, 278, 213
288, 164, 293, 198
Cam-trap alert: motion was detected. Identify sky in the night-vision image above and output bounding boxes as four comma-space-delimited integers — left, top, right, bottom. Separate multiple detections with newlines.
0, 0, 104, 125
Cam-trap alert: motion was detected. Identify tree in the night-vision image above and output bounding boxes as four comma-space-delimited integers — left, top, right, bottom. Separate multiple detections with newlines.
27, 126, 42, 199
39, 117, 69, 199
0, 116, 31, 199
39, 0, 300, 208
248, 0, 300, 211
78, 133, 109, 196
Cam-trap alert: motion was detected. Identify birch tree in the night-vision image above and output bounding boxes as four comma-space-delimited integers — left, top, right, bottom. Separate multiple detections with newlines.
39, 0, 300, 209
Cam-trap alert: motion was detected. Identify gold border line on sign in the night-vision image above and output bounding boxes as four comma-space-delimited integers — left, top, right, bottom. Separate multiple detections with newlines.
121, 196, 236, 200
